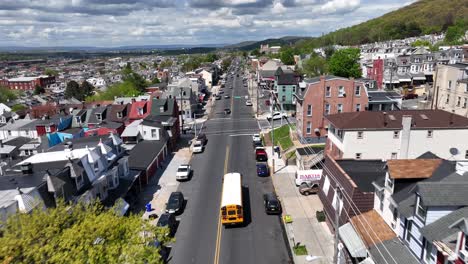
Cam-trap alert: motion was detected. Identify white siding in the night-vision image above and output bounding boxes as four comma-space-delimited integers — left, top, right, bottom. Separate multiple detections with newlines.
425, 206, 458, 225
139, 125, 161, 141
342, 130, 400, 159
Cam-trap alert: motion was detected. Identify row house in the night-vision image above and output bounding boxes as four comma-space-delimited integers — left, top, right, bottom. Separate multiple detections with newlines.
166, 86, 197, 124
0, 75, 55, 90
325, 109, 468, 161
432, 63, 468, 116
0, 133, 136, 221
0, 118, 38, 140
273, 67, 300, 111
295, 75, 369, 143
148, 96, 180, 149
373, 156, 468, 264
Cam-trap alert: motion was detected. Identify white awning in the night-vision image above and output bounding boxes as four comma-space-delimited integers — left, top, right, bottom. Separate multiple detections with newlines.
399, 78, 411, 82
339, 223, 368, 258
413, 76, 426, 81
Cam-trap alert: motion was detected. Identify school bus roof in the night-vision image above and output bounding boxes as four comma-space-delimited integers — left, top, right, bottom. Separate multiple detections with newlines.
221, 173, 242, 207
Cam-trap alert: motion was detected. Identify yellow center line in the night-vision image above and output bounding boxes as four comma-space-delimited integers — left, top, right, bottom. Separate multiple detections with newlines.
214, 145, 230, 264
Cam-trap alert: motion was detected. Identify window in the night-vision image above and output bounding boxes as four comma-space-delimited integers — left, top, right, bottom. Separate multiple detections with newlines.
416, 196, 427, 221
292, 86, 296, 92
386, 174, 394, 190
45, 126, 51, 133
8, 130, 11, 136
379, 190, 385, 211
457, 97, 461, 107
337, 104, 343, 113
338, 86, 345, 97
307, 105, 312, 116
325, 86, 331, 97
393, 131, 399, 139
325, 104, 330, 115
117, 112, 123, 118
75, 116, 81, 123
94, 162, 99, 172
355, 153, 362, 159
427, 130, 433, 138
356, 104, 361, 112
446, 96, 450, 104
96, 113, 102, 121
391, 152, 398, 159
282, 86, 286, 92
406, 220, 413, 242
392, 207, 398, 222
76, 175, 84, 189
425, 241, 433, 262
466, 150, 468, 159
151, 129, 157, 138
357, 131, 363, 139
355, 86, 361, 96
306, 122, 312, 134
464, 98, 467, 108
448, 80, 452, 89
322, 176, 330, 195
282, 95, 286, 102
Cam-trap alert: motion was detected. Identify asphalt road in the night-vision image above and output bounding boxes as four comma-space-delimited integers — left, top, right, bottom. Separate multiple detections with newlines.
169, 62, 291, 264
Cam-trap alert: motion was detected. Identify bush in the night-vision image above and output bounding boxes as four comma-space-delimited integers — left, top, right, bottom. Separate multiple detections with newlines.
293, 244, 308, 256
316, 211, 326, 222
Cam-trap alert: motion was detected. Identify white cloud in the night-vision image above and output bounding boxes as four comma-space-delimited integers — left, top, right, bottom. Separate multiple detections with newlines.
272, 1, 286, 14
320, 0, 360, 14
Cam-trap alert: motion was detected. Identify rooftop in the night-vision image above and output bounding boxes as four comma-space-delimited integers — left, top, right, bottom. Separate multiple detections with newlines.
387, 159, 443, 179
336, 159, 387, 192
350, 209, 396, 247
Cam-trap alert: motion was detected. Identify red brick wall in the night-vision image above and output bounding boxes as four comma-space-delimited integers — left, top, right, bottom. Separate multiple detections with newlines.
300, 76, 369, 138
2, 76, 55, 90
370, 59, 384, 89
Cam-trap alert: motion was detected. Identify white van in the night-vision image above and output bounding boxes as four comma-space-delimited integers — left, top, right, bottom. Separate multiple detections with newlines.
295, 169, 322, 186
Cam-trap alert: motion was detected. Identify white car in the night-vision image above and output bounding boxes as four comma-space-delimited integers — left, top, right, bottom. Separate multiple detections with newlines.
252, 134, 261, 143
176, 164, 192, 181
246, 100, 253, 106
266, 112, 287, 121
193, 141, 204, 153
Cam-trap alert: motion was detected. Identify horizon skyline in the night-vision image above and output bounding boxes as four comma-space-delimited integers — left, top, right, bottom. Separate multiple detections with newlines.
1, 0, 415, 47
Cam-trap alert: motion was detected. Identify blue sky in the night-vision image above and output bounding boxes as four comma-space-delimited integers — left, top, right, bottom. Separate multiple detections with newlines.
0, 0, 415, 47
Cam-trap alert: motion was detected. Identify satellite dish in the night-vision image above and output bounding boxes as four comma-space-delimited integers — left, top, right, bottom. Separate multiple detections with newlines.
449, 148, 459, 156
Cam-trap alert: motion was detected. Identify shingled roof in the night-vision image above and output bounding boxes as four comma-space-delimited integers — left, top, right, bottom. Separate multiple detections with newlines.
387, 159, 443, 179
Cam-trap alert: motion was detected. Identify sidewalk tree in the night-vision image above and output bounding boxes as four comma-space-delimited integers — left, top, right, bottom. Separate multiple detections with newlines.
328, 48, 361, 78
0, 201, 171, 264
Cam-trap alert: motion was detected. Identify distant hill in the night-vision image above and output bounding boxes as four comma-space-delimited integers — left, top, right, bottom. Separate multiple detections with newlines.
292, 0, 468, 51
225, 36, 312, 51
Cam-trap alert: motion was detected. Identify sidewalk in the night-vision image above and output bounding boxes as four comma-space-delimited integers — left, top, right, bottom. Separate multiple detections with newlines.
266, 148, 335, 264
141, 147, 192, 223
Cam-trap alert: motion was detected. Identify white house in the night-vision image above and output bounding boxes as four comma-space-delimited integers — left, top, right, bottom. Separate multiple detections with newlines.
0, 119, 38, 140
325, 110, 468, 161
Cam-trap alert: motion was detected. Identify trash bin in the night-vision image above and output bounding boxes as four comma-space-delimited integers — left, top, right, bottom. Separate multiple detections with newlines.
145, 203, 152, 212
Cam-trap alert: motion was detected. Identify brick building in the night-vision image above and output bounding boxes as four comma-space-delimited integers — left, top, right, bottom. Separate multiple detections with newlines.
0, 75, 55, 90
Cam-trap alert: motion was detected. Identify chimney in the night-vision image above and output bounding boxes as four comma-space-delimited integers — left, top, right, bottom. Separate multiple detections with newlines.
399, 115, 412, 159
20, 162, 33, 175
383, 112, 387, 126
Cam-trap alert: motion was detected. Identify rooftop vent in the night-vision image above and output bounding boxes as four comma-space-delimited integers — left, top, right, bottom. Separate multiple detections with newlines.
388, 115, 396, 121
420, 114, 429, 120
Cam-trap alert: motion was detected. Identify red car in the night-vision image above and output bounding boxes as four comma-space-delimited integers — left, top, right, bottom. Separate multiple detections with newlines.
255, 148, 268, 162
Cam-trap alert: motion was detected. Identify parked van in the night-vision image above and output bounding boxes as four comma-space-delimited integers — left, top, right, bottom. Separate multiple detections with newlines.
295, 169, 322, 186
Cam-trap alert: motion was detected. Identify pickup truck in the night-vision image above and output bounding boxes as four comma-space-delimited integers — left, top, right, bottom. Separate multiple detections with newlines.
255, 147, 268, 162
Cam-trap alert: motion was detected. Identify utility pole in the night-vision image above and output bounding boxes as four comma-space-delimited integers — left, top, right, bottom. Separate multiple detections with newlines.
333, 187, 342, 264
256, 79, 259, 116
271, 92, 275, 173
179, 87, 184, 134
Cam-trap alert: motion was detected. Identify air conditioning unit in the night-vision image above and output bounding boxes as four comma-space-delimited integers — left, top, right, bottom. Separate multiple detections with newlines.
459, 250, 468, 262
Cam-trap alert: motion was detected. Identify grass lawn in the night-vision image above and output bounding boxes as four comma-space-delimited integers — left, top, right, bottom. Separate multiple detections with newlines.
270, 125, 294, 150
293, 244, 308, 256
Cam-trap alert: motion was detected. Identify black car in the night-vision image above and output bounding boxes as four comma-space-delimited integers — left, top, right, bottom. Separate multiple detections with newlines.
253, 140, 263, 148
165, 192, 184, 214
156, 213, 177, 237
263, 193, 282, 215
215, 95, 221, 100
224, 108, 231, 114
256, 163, 269, 177
196, 133, 207, 145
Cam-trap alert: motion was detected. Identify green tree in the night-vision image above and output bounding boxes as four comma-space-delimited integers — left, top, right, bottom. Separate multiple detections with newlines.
445, 20, 467, 44
0, 201, 171, 264
324, 46, 335, 59
205, 53, 219, 63
280, 48, 295, 65
11, 104, 27, 112
87, 81, 142, 102
0, 86, 17, 103
121, 64, 148, 93
411, 39, 432, 47
221, 57, 232, 72
251, 49, 261, 57
328, 48, 362, 78
64, 80, 81, 100
151, 77, 161, 84
81, 80, 95, 97
159, 60, 173, 68
303, 55, 328, 77
33, 84, 45, 95
44, 68, 59, 76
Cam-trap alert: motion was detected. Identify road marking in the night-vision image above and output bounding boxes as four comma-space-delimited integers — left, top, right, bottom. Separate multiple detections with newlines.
214, 145, 229, 264
228, 133, 255, 137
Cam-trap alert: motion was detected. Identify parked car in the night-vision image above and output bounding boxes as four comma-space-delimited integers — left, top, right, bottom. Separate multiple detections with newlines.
253, 140, 263, 148
219, 90, 224, 94
193, 141, 204, 153
176, 164, 192, 181
224, 108, 231, 114
252, 134, 261, 143
156, 213, 177, 236
256, 163, 269, 177
245, 100, 253, 106
263, 193, 282, 215
266, 112, 287, 121
224, 95, 230, 99
215, 95, 221, 100
298, 182, 319, 196
255, 147, 268, 162
196, 133, 207, 145
165, 192, 184, 214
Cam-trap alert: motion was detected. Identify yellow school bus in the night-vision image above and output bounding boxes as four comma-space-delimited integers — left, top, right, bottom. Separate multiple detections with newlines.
220, 173, 243, 225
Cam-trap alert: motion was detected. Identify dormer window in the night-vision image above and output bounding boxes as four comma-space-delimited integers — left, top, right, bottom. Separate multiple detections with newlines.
94, 162, 99, 172
160, 106, 165, 112
386, 174, 394, 191
75, 116, 81, 124
137, 107, 144, 116
415, 195, 426, 221
76, 174, 84, 189
45, 126, 51, 133
96, 113, 102, 121
117, 112, 123, 118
